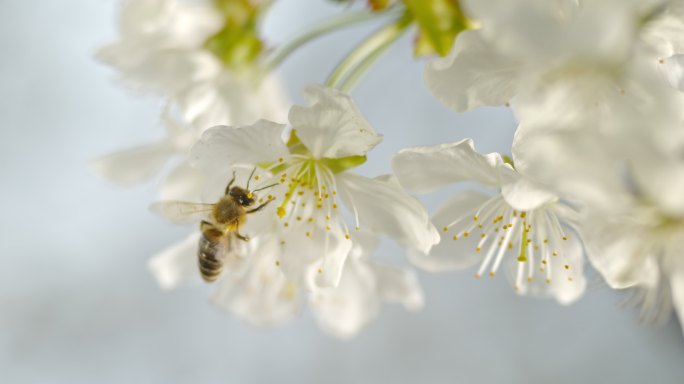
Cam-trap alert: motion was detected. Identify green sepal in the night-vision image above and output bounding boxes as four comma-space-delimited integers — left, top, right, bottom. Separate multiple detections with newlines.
403, 0, 469, 57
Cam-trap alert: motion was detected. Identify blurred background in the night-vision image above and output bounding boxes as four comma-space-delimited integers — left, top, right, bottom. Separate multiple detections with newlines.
1, 0, 684, 383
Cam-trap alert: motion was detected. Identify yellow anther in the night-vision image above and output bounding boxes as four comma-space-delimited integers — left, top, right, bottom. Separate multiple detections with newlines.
476, 247, 481, 252
277, 207, 286, 218
275, 261, 280, 266
489, 272, 496, 277
443, 227, 449, 232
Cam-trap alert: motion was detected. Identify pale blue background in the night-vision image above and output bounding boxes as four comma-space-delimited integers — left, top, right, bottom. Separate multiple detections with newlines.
1, 1, 683, 383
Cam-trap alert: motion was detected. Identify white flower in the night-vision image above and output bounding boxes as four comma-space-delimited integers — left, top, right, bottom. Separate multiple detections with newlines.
190, 85, 439, 288
91, 109, 211, 200
149, 232, 302, 327
392, 139, 586, 304
309, 232, 424, 339
148, 229, 423, 337
97, 0, 289, 128
424, 0, 683, 124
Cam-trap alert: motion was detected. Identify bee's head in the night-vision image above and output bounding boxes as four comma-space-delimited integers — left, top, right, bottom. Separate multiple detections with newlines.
229, 186, 255, 207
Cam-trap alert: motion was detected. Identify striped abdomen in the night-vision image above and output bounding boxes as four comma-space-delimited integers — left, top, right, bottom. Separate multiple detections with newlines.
198, 222, 224, 283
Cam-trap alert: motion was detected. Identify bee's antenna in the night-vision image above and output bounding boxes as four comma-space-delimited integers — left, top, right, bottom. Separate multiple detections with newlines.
246, 167, 257, 190
252, 183, 279, 193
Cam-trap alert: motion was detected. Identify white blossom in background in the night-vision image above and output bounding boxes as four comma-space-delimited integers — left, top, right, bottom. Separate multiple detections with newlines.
424, 0, 684, 126
148, 218, 424, 337
191, 85, 439, 289
392, 139, 586, 304
97, 0, 289, 129
93, 0, 290, 199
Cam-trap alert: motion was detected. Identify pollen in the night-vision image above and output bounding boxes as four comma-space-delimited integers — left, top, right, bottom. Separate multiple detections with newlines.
355, 226, 360, 231
278, 157, 284, 162
452, 235, 459, 240
317, 268, 323, 274
463, 232, 469, 237
275, 261, 280, 266
443, 227, 449, 232
332, 204, 338, 209
527, 277, 533, 283
473, 215, 479, 221
475, 247, 481, 252
254, 175, 260, 181
308, 217, 314, 222
296, 216, 302, 221
489, 272, 495, 278
564, 264, 570, 270
345, 234, 350, 239
306, 231, 311, 237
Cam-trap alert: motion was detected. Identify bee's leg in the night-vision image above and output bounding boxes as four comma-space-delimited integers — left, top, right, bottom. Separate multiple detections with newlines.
236, 232, 250, 242
224, 171, 236, 195
246, 199, 272, 214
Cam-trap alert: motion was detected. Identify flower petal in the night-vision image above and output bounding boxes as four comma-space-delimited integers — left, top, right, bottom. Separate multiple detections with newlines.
669, 265, 684, 336
392, 139, 504, 193
288, 85, 382, 159
279, 222, 353, 289
581, 219, 659, 290
148, 233, 202, 290
190, 120, 289, 174
424, 30, 523, 112
335, 173, 439, 254
500, 176, 558, 211
159, 161, 208, 201
211, 237, 301, 327
309, 258, 380, 339
367, 261, 424, 311
506, 231, 587, 305
408, 191, 491, 272
91, 142, 175, 186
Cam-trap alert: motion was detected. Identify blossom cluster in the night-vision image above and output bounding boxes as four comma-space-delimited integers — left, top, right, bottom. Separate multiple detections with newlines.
95, 0, 684, 338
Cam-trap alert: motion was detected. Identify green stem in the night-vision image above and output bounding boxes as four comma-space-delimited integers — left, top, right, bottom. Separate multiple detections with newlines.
326, 13, 412, 90
265, 9, 401, 71
338, 19, 410, 93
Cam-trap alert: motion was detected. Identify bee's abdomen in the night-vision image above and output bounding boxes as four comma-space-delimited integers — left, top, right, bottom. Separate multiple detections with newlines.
198, 223, 224, 283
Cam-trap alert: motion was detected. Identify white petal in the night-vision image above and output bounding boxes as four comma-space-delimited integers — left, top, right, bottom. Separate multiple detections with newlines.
91, 142, 174, 186
581, 219, 659, 289
506, 231, 587, 305
501, 176, 558, 211
148, 233, 201, 290
367, 261, 424, 311
159, 161, 208, 201
336, 173, 439, 254
660, 54, 684, 91
190, 120, 289, 174
392, 139, 504, 193
669, 266, 684, 336
279, 222, 353, 289
424, 30, 523, 112
288, 85, 382, 159
408, 191, 491, 272
309, 259, 380, 339
212, 238, 301, 327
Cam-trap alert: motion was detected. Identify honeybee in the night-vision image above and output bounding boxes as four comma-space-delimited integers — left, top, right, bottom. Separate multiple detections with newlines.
151, 169, 276, 282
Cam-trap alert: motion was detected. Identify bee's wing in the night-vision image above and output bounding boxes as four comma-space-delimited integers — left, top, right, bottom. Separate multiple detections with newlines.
150, 201, 214, 224
216, 233, 244, 268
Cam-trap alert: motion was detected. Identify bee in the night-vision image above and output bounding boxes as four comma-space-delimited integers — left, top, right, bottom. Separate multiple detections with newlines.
151, 169, 276, 282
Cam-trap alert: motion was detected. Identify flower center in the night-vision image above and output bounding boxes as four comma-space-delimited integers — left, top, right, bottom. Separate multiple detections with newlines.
442, 196, 576, 289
